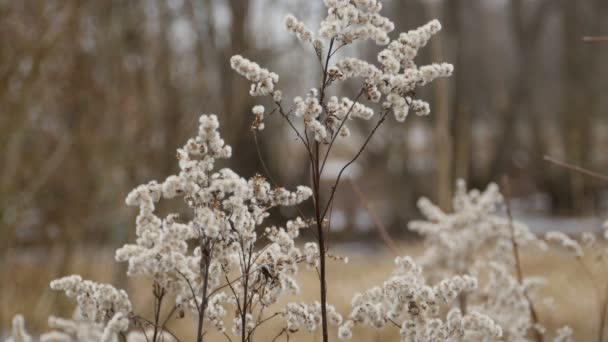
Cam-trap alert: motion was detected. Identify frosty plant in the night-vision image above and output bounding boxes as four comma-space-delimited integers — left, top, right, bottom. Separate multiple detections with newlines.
47, 115, 327, 342
337, 256, 503, 341
231, 1, 453, 340
408, 180, 548, 341
405, 180, 578, 341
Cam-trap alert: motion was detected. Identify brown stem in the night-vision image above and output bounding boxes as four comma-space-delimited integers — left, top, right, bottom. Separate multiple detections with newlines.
241, 244, 254, 342
319, 88, 365, 174
322, 109, 390, 220
271, 328, 287, 342
134, 315, 182, 342
314, 37, 335, 342
247, 312, 281, 341
152, 282, 165, 342
197, 239, 212, 342
160, 304, 178, 335
274, 101, 314, 161
501, 176, 543, 342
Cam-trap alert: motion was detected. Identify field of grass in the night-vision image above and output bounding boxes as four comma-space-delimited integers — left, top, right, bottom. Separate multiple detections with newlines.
2, 242, 605, 341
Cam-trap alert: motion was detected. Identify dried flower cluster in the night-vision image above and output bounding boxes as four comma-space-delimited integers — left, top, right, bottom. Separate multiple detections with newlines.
408, 180, 543, 276
114, 114, 322, 340
232, 4, 452, 144
407, 180, 578, 341
338, 256, 502, 341
48, 276, 132, 341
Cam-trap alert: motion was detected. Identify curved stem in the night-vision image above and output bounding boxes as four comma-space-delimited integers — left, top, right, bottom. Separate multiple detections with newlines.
321, 108, 390, 220
319, 88, 365, 174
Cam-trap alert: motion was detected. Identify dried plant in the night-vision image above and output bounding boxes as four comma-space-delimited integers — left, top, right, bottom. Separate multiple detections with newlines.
230, 1, 453, 340
34, 115, 322, 342
338, 256, 502, 341
7, 1, 598, 342
407, 180, 575, 342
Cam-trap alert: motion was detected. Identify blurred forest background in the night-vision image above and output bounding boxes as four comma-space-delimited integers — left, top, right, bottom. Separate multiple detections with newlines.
1, 0, 608, 332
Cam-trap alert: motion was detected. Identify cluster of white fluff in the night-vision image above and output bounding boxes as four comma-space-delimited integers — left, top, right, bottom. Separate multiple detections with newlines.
283, 302, 343, 333
39, 314, 105, 342
48, 276, 132, 341
6, 315, 31, 342
338, 256, 502, 341
230, 1, 452, 143
553, 326, 573, 342
468, 262, 542, 341
33, 114, 320, 340
318, 0, 395, 45
407, 180, 580, 341
116, 114, 317, 337
408, 180, 544, 276
230, 55, 279, 97
544, 231, 583, 257
6, 313, 176, 342
326, 96, 375, 138
333, 20, 453, 121
285, 14, 312, 42
252, 105, 266, 130
294, 89, 326, 141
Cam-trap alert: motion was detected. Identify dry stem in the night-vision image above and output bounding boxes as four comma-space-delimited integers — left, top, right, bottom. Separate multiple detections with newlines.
501, 175, 544, 342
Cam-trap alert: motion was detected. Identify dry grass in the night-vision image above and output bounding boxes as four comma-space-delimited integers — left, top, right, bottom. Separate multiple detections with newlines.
1, 242, 606, 341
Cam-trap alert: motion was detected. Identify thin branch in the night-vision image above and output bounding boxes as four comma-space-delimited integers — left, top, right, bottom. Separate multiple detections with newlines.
320, 88, 365, 174
247, 312, 281, 340
160, 304, 179, 334
322, 108, 391, 219
152, 283, 165, 342
222, 332, 234, 342
176, 269, 200, 313
544, 156, 608, 182
196, 239, 212, 342
314, 37, 336, 342
501, 176, 543, 342
583, 36, 608, 42
329, 41, 348, 58
388, 319, 401, 328
253, 131, 279, 187
275, 101, 314, 161
348, 178, 400, 255
251, 130, 318, 240
222, 265, 244, 318
133, 315, 181, 342
271, 328, 287, 342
